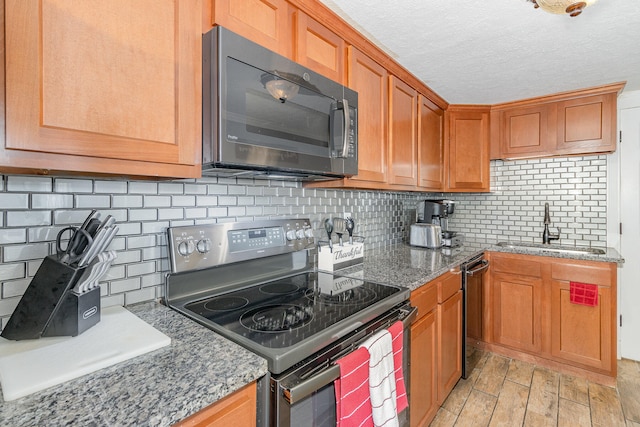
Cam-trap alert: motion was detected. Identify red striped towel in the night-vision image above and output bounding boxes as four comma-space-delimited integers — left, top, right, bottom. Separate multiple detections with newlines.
570, 281, 599, 306
388, 321, 408, 413
335, 347, 374, 427
360, 330, 398, 427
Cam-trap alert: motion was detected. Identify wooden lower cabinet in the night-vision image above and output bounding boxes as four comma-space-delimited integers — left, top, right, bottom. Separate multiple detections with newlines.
549, 260, 615, 372
486, 252, 617, 381
491, 272, 544, 354
409, 308, 438, 427
174, 382, 257, 427
437, 290, 463, 404
409, 272, 462, 426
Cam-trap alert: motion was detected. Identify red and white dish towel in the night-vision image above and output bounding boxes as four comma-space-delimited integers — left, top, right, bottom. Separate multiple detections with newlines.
335, 322, 409, 427
335, 347, 374, 427
360, 329, 398, 427
388, 321, 408, 413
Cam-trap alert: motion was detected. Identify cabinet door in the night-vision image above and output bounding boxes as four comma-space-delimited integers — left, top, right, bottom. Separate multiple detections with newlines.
388, 76, 418, 186
4, 0, 201, 178
446, 108, 490, 192
437, 290, 462, 404
549, 260, 616, 373
175, 382, 257, 427
549, 281, 612, 372
501, 104, 554, 157
294, 12, 345, 84
410, 309, 438, 427
556, 93, 617, 155
347, 47, 388, 184
417, 95, 444, 190
491, 273, 544, 354
212, 0, 293, 58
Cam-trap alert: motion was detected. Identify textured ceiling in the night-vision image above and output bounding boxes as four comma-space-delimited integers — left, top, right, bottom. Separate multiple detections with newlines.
318, 0, 640, 104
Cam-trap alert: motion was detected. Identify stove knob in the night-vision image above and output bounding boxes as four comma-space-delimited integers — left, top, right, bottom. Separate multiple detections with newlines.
285, 230, 298, 241
296, 229, 306, 239
196, 238, 212, 254
304, 228, 314, 239
177, 240, 195, 256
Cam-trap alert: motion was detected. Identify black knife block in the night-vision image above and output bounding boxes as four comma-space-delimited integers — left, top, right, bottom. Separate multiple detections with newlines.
0, 255, 101, 340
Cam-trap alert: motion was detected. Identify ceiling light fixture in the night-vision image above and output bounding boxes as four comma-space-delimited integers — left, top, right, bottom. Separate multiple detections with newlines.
528, 0, 599, 17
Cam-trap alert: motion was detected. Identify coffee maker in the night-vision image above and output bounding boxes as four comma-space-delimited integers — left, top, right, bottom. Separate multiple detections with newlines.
419, 200, 463, 248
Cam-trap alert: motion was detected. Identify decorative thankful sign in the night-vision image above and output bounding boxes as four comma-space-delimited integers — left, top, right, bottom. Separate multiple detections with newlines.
318, 241, 364, 272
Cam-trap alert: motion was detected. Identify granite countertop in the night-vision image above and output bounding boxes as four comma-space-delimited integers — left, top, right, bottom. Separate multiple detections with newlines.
0, 239, 623, 426
337, 239, 624, 290
0, 302, 268, 427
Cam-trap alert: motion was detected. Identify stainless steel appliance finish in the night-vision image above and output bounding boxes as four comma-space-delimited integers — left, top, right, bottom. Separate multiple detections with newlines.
417, 200, 462, 248
202, 26, 358, 181
461, 253, 490, 379
165, 219, 412, 427
409, 223, 442, 248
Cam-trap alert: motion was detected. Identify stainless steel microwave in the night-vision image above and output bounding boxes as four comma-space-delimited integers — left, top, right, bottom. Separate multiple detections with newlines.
202, 26, 358, 180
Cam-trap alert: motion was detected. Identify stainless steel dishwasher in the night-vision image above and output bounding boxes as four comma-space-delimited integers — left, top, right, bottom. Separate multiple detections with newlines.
461, 253, 490, 379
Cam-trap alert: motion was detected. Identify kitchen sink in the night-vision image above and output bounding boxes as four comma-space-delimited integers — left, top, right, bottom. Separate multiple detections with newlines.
496, 241, 606, 255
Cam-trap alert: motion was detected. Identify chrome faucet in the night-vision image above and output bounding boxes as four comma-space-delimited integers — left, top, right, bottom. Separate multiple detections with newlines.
542, 202, 560, 244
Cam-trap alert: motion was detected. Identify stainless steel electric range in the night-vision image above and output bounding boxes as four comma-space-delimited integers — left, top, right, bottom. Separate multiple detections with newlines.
165, 219, 414, 427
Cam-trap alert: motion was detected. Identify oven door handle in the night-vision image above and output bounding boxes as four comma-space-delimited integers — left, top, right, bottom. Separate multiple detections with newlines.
283, 305, 418, 405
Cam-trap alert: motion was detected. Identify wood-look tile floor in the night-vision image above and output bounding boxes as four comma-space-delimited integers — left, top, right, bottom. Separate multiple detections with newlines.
430, 348, 640, 427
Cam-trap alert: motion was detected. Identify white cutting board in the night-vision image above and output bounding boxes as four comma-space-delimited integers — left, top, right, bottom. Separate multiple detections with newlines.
0, 305, 171, 401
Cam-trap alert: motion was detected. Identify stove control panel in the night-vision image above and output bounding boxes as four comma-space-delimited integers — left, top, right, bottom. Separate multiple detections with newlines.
167, 219, 314, 273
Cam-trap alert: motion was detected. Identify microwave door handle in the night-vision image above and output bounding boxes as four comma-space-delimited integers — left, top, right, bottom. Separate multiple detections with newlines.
340, 99, 350, 158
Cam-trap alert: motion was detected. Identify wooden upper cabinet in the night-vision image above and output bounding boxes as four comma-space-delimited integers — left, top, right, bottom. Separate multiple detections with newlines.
294, 11, 345, 84
556, 93, 616, 155
388, 76, 418, 186
211, 0, 293, 58
491, 82, 624, 160
500, 104, 555, 157
3, 0, 201, 178
347, 47, 388, 184
418, 95, 445, 190
446, 106, 491, 192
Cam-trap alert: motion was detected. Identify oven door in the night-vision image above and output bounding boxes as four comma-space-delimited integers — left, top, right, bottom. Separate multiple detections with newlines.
270, 304, 417, 427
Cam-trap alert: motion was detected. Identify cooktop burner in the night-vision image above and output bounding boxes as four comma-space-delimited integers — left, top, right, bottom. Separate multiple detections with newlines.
241, 304, 314, 332
182, 271, 402, 349
259, 282, 301, 295
203, 296, 249, 312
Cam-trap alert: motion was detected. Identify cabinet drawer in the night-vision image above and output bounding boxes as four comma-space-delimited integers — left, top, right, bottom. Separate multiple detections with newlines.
411, 284, 438, 319
551, 261, 615, 287
438, 272, 461, 303
491, 255, 542, 278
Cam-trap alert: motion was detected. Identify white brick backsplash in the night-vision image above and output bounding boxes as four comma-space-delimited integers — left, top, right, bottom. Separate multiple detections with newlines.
127, 261, 156, 277
54, 178, 93, 193
3, 243, 50, 262
172, 195, 196, 206
32, 194, 73, 209
129, 182, 158, 194
75, 195, 111, 208
7, 211, 51, 227
113, 195, 143, 208
0, 156, 608, 326
109, 277, 141, 294
0, 193, 29, 209
94, 180, 128, 194
2, 278, 30, 298
0, 229, 26, 245
0, 263, 25, 281
129, 209, 158, 221
7, 176, 52, 192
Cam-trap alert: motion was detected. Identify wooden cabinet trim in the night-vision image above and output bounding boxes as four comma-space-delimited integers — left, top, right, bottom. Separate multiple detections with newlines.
175, 382, 257, 427
411, 283, 438, 319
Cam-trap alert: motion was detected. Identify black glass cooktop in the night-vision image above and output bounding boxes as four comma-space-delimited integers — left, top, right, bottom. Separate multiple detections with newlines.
183, 271, 401, 349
